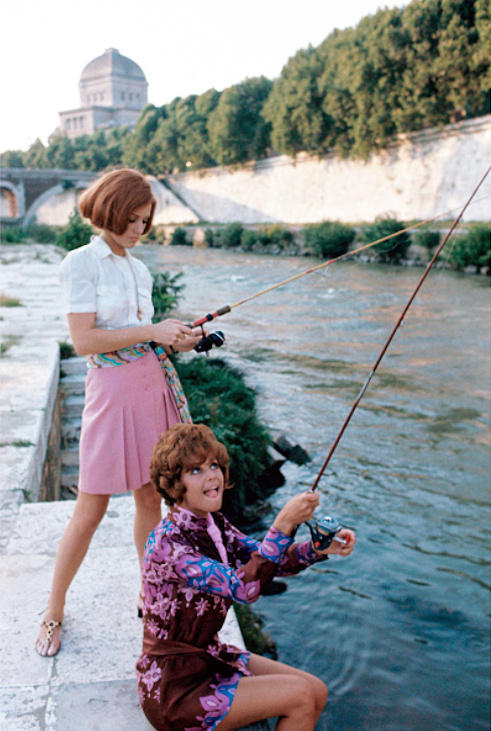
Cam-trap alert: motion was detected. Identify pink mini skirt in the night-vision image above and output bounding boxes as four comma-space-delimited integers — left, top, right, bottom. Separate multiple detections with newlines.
78, 350, 181, 494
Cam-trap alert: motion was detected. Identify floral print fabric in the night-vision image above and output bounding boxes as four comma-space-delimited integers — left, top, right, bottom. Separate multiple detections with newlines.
136, 506, 324, 731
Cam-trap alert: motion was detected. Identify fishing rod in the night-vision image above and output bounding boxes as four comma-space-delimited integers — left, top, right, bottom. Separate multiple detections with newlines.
299, 167, 491, 552
310, 164, 491, 493
189, 196, 490, 329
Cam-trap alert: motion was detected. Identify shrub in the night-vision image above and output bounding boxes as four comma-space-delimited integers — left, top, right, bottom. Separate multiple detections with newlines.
56, 211, 92, 251
265, 225, 293, 248
217, 223, 244, 249
151, 271, 184, 322
175, 357, 273, 524
260, 225, 294, 250
240, 229, 257, 251
146, 226, 170, 245
444, 224, 491, 272
59, 341, 76, 359
204, 229, 215, 248
359, 217, 411, 263
0, 226, 27, 244
303, 221, 355, 259
414, 229, 440, 253
27, 223, 58, 243
170, 227, 192, 246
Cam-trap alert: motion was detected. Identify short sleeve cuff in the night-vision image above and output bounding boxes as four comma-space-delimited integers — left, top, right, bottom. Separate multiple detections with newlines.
64, 303, 97, 314
259, 526, 293, 565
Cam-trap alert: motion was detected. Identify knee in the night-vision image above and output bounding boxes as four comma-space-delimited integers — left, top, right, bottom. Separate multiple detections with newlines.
314, 678, 328, 711
135, 484, 161, 512
291, 677, 318, 718
72, 507, 106, 537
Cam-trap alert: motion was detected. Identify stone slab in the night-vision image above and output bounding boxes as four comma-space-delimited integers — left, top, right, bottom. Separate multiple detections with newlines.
0, 497, 248, 730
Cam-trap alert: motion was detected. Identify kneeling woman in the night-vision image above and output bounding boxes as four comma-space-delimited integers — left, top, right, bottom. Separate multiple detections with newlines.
137, 423, 356, 731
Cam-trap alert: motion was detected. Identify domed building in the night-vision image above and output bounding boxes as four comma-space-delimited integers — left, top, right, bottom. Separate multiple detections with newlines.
58, 48, 148, 139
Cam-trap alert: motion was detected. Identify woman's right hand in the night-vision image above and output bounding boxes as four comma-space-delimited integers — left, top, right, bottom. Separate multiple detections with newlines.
150, 319, 193, 348
273, 491, 320, 536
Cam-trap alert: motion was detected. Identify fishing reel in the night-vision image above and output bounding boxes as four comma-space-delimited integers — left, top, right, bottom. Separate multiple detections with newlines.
306, 515, 344, 551
194, 330, 225, 354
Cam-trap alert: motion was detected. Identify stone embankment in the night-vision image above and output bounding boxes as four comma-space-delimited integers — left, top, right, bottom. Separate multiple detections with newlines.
0, 244, 271, 731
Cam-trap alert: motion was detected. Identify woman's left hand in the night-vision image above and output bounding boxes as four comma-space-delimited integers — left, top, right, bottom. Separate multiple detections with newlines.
315, 529, 356, 557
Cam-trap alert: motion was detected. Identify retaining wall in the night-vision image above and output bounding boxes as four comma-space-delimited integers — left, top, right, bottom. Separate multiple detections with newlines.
166, 115, 491, 224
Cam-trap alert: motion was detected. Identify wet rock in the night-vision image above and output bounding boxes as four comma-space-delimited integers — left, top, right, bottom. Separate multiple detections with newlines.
273, 435, 310, 465
257, 446, 286, 491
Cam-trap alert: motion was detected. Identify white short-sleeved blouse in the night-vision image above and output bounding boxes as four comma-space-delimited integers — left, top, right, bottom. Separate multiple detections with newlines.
59, 235, 154, 330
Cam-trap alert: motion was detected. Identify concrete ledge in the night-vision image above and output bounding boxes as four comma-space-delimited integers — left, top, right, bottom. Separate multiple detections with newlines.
0, 245, 270, 730
0, 244, 69, 545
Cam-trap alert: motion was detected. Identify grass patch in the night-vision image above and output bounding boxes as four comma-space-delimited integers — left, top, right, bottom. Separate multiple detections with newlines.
0, 334, 22, 356
0, 294, 22, 307
0, 440, 34, 447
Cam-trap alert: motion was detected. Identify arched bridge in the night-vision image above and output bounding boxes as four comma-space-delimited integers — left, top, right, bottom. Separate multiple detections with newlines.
0, 168, 98, 227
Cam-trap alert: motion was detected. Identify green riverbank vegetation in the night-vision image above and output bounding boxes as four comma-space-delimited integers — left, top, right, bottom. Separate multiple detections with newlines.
164, 220, 491, 274
4, 215, 489, 274
149, 264, 275, 524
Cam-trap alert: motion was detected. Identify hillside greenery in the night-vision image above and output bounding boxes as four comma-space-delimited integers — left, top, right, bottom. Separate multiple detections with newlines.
2, 0, 488, 172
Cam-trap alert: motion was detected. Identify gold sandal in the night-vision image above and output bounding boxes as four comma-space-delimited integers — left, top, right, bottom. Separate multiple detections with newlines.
39, 620, 62, 655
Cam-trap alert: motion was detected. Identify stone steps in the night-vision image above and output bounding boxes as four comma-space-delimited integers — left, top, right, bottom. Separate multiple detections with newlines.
59, 357, 85, 494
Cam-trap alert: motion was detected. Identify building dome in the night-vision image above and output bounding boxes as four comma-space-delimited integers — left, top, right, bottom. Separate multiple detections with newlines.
59, 48, 148, 140
80, 48, 147, 82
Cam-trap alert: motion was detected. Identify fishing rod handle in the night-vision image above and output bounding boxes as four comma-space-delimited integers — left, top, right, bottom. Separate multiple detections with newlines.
191, 305, 231, 328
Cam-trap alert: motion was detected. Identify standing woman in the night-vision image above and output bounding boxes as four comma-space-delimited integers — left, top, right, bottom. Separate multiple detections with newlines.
35, 168, 201, 657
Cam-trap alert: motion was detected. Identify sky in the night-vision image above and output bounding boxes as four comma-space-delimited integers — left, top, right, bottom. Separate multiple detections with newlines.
1, 0, 408, 153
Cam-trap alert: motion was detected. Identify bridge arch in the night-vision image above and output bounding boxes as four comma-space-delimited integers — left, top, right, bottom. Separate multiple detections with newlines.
0, 169, 98, 227
0, 180, 25, 220
23, 183, 80, 228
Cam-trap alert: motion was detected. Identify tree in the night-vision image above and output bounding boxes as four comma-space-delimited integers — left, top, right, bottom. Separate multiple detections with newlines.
263, 48, 326, 156
121, 104, 167, 171
0, 150, 25, 168
23, 138, 47, 168
45, 133, 75, 169
208, 77, 273, 165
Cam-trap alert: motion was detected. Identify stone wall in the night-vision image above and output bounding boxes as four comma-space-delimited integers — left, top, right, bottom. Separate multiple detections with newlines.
165, 115, 491, 225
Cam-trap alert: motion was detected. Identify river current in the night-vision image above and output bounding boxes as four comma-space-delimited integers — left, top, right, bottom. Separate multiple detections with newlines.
137, 244, 490, 731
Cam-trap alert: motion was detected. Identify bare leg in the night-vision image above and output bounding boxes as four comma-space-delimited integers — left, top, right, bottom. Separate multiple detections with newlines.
133, 482, 162, 567
35, 491, 110, 656
216, 653, 328, 731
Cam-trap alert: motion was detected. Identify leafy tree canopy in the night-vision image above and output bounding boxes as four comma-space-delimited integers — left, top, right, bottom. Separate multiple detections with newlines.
2, 0, 488, 171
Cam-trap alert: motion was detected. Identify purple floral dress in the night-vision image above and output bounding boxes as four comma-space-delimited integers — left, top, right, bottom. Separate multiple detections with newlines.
136, 506, 325, 731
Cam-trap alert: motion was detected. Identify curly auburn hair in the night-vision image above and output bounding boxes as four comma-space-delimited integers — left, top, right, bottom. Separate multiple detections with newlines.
78, 168, 156, 235
150, 423, 232, 507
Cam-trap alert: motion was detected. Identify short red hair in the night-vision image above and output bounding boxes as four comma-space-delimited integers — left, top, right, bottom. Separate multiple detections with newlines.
150, 423, 232, 507
78, 168, 156, 235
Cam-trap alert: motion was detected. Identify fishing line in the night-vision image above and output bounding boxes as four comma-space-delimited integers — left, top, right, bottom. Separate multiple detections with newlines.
310, 164, 491, 492
189, 194, 491, 328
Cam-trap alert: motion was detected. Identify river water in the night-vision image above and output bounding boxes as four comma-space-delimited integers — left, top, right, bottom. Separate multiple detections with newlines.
138, 244, 490, 731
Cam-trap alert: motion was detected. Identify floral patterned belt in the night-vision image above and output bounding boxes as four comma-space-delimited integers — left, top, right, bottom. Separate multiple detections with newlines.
87, 342, 192, 423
